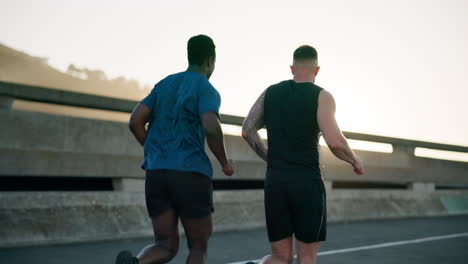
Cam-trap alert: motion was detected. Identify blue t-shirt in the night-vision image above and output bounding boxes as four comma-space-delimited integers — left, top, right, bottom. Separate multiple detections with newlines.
140, 71, 221, 178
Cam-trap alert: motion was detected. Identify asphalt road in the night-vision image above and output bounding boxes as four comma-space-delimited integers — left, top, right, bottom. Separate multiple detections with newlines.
1, 215, 467, 264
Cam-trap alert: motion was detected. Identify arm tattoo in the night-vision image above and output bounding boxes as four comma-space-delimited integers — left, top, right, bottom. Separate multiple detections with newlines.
242, 91, 268, 162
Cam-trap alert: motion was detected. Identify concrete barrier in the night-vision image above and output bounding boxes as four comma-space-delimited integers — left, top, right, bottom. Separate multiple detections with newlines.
0, 191, 265, 247
1, 81, 467, 247
2, 189, 468, 248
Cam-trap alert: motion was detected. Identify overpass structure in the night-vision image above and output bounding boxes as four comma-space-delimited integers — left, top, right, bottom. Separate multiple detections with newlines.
0, 81, 467, 248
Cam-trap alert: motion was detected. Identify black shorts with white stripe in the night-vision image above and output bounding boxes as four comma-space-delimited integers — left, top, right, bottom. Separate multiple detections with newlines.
264, 168, 327, 243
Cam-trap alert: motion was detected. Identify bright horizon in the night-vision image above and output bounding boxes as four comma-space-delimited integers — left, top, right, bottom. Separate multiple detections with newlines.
2, 0, 468, 147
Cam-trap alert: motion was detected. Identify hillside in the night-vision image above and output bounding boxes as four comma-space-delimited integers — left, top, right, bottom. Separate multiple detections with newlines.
0, 43, 150, 100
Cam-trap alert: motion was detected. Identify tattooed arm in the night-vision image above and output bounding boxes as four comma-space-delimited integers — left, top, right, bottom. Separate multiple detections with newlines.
242, 91, 268, 162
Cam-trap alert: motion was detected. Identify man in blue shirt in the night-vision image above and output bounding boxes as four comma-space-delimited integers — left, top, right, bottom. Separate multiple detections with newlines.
116, 35, 234, 264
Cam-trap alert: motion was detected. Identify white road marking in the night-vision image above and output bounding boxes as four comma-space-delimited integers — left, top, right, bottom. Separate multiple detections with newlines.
226, 232, 468, 264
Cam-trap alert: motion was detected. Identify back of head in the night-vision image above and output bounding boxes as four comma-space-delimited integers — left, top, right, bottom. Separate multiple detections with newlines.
293, 45, 318, 66
187, 35, 216, 66
291, 45, 320, 82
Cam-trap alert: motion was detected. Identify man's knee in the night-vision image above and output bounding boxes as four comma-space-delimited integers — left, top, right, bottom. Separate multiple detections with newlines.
167, 243, 179, 260
187, 237, 210, 252
186, 231, 211, 251
276, 253, 293, 264
157, 237, 180, 260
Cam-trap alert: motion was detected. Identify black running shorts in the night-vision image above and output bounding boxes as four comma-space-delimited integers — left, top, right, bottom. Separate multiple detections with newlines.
264, 169, 327, 243
145, 169, 214, 218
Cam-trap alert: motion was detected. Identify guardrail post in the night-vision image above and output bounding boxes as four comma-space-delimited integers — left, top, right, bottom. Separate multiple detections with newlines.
409, 182, 435, 193
113, 178, 144, 192
392, 145, 416, 166
392, 145, 415, 154
0, 96, 14, 109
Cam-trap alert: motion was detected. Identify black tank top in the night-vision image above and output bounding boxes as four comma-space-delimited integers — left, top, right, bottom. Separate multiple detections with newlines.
264, 80, 324, 180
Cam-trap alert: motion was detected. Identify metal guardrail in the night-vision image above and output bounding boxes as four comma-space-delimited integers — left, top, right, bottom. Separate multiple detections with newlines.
1, 80, 467, 154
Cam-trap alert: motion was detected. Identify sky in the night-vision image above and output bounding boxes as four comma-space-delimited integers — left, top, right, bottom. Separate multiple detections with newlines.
2, 0, 468, 146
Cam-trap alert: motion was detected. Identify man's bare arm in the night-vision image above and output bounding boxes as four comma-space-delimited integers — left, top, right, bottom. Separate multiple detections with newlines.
242, 91, 268, 162
317, 91, 364, 175
201, 112, 233, 176
129, 102, 151, 146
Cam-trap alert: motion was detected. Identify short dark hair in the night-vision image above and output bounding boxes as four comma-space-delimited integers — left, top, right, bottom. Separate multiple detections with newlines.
187, 35, 216, 66
293, 45, 318, 62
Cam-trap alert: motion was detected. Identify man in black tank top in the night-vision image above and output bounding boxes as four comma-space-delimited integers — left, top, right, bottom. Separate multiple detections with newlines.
242, 45, 364, 264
